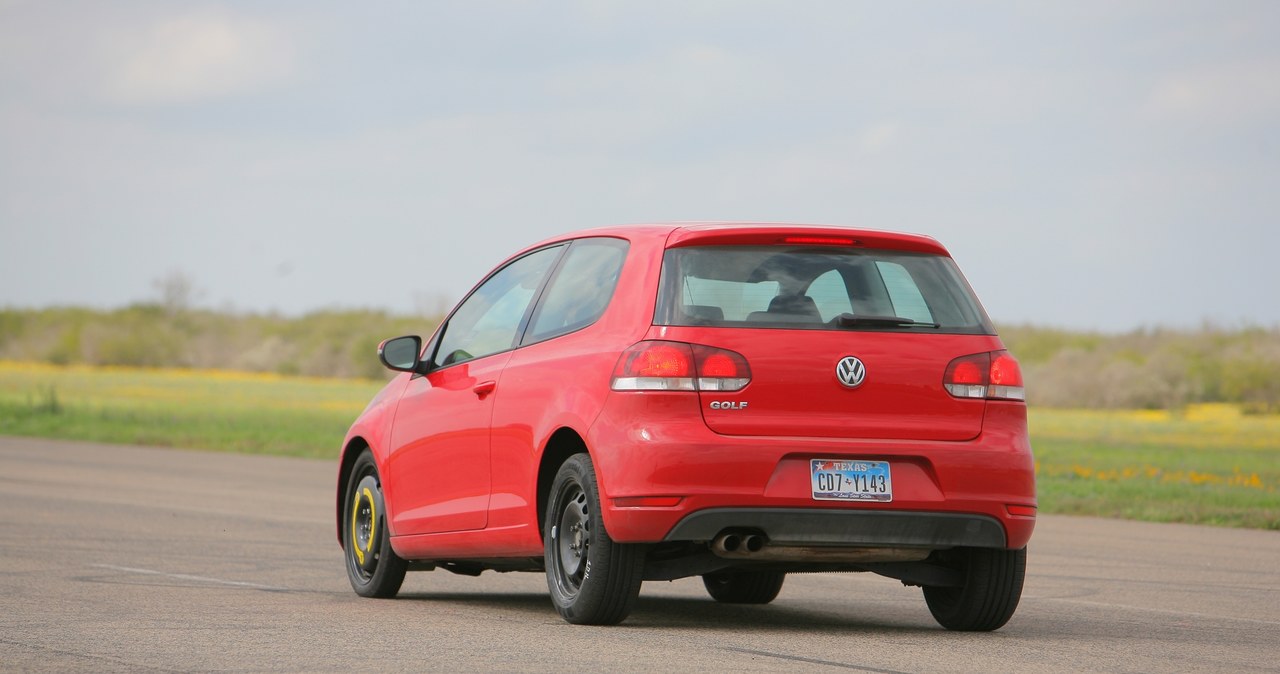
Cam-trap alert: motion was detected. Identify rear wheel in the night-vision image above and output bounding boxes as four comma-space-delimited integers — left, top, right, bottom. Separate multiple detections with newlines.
702, 570, 786, 604
544, 453, 646, 625
342, 450, 408, 598
923, 547, 1026, 631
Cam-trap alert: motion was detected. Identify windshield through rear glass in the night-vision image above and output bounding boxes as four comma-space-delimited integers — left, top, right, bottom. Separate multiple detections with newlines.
654, 245, 994, 334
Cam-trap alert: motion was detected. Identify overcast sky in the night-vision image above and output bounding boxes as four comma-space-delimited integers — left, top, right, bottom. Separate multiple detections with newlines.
1, 1, 1277, 331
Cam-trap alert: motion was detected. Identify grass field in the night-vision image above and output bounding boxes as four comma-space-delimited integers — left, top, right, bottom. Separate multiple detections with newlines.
1030, 405, 1278, 529
2, 361, 1276, 529
0, 361, 382, 458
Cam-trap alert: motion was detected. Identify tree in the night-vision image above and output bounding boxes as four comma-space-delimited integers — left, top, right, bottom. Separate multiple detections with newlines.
151, 270, 201, 316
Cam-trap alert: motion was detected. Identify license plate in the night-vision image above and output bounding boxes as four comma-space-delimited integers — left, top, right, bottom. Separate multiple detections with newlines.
811, 459, 892, 502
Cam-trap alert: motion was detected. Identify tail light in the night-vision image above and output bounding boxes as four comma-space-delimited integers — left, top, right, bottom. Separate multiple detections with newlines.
612, 341, 751, 392
944, 350, 1025, 401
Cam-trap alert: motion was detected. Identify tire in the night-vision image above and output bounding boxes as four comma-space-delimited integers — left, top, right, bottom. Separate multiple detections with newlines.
923, 546, 1026, 631
702, 570, 786, 604
544, 453, 646, 625
342, 450, 408, 598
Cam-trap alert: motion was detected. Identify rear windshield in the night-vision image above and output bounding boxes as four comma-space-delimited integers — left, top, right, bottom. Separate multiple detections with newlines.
654, 245, 994, 334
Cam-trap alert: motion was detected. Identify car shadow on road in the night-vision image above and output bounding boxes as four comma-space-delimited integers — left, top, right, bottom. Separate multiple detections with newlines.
626, 595, 936, 633
397, 590, 551, 613
394, 590, 936, 633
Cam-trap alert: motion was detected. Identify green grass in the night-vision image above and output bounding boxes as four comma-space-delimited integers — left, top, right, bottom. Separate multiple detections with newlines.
0, 361, 383, 458
1030, 406, 1280, 529
2, 361, 1277, 528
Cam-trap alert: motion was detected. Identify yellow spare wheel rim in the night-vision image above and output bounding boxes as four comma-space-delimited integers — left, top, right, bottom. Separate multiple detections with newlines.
350, 476, 381, 573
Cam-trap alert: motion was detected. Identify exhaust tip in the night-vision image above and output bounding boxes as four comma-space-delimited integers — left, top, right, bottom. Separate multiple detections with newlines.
712, 531, 768, 558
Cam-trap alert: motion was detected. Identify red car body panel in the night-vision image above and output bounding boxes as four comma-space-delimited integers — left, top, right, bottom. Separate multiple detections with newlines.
663, 326, 992, 440
587, 393, 1035, 549
385, 350, 512, 535
337, 222, 1036, 566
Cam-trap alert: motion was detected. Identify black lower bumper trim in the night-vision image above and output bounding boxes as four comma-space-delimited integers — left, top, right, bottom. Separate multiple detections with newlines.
662, 508, 1006, 549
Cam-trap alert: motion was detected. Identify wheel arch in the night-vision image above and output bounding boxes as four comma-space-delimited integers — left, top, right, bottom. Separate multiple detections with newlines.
336, 436, 372, 547
536, 427, 590, 538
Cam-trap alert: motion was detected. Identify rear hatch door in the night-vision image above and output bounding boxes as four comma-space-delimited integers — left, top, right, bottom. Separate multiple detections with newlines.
651, 229, 1003, 441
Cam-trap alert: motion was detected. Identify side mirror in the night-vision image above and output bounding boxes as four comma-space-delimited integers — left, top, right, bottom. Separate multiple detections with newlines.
378, 335, 424, 373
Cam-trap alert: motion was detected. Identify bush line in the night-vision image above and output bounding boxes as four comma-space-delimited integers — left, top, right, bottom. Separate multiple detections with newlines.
2, 307, 1277, 411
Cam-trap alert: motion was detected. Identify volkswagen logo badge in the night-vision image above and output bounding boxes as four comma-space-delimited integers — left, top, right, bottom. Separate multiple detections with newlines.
836, 356, 866, 388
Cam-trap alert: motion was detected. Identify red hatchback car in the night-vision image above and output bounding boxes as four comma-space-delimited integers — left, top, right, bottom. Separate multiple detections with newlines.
337, 223, 1035, 630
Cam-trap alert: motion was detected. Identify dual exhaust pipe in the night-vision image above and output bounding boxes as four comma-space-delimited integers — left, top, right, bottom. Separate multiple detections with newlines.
711, 531, 931, 563
713, 532, 766, 556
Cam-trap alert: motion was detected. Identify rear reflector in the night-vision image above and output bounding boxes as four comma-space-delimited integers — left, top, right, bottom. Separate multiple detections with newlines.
612, 341, 750, 392
613, 496, 683, 507
944, 350, 1025, 401
1006, 504, 1037, 517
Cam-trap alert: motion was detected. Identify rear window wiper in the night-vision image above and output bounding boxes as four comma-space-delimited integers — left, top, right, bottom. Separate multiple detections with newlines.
832, 313, 941, 329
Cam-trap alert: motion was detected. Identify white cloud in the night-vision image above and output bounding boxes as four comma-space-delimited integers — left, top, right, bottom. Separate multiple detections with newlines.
1143, 59, 1280, 123
541, 43, 770, 113
857, 122, 901, 152
103, 9, 294, 105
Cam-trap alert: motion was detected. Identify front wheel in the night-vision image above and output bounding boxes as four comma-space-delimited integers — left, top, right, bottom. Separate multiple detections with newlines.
922, 547, 1026, 631
544, 453, 646, 625
342, 450, 408, 598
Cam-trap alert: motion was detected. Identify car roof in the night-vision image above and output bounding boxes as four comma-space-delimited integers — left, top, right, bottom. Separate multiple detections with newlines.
524, 222, 949, 257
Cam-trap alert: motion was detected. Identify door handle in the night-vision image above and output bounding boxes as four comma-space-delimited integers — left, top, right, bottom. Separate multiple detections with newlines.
473, 381, 496, 398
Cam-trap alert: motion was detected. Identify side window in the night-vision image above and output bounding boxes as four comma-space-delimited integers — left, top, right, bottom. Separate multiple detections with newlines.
434, 245, 563, 367
875, 261, 933, 323
526, 238, 629, 343
806, 269, 853, 322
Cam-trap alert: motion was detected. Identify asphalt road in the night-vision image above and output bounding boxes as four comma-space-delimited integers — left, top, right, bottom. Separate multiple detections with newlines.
1, 437, 1278, 673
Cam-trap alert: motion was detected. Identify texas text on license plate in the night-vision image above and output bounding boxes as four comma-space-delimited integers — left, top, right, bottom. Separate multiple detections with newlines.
810, 459, 893, 502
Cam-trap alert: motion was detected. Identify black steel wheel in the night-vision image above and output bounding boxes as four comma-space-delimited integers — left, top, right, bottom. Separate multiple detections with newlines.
544, 453, 645, 625
702, 570, 786, 604
343, 450, 408, 598
923, 546, 1026, 631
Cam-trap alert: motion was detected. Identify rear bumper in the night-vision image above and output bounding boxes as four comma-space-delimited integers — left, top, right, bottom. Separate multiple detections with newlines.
663, 508, 1007, 548
587, 393, 1036, 550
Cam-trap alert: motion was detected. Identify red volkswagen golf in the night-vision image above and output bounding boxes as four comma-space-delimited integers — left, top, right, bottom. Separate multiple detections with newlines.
337, 223, 1035, 630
